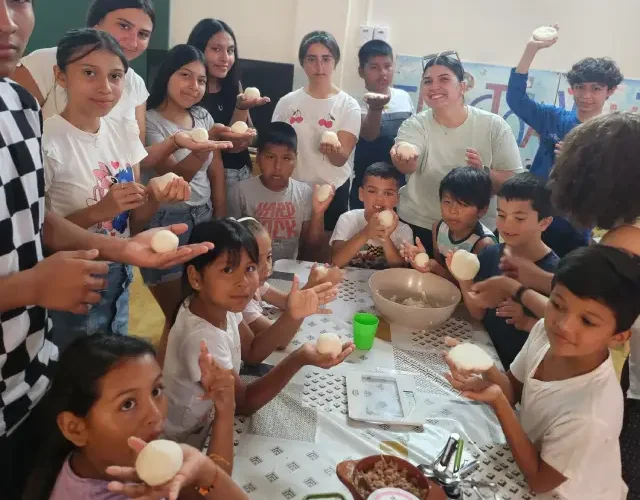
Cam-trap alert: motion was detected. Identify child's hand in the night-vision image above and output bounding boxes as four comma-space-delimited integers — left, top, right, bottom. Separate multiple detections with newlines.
311, 183, 335, 214
106, 437, 214, 500
497, 299, 537, 331
364, 92, 391, 109
469, 275, 520, 308
99, 181, 148, 217
236, 92, 271, 110
299, 341, 355, 368
381, 210, 399, 239
306, 263, 345, 288
148, 177, 191, 204
527, 24, 559, 50
443, 352, 503, 405
287, 275, 337, 320
499, 251, 544, 288
401, 237, 431, 272
198, 341, 236, 414
173, 131, 234, 152
465, 148, 484, 169
554, 140, 564, 158
364, 213, 387, 241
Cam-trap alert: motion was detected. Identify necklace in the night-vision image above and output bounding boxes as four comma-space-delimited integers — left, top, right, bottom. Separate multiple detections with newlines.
434, 105, 468, 136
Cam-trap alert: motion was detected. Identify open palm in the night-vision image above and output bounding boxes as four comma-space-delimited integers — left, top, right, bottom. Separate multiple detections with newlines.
287, 275, 337, 320
122, 224, 213, 269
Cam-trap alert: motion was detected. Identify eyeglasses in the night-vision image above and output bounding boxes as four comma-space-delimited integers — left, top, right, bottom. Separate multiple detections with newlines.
421, 50, 461, 70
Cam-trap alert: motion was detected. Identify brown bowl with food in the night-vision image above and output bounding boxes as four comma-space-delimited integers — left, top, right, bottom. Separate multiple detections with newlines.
336, 455, 446, 500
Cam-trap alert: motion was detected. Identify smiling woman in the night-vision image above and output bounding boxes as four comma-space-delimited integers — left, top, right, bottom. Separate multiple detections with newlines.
13, 0, 154, 127
390, 52, 523, 256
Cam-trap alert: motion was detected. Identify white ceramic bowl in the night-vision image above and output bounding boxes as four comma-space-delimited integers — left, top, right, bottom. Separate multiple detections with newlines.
369, 268, 461, 330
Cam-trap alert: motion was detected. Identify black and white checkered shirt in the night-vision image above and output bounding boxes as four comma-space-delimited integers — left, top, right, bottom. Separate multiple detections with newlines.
0, 79, 57, 437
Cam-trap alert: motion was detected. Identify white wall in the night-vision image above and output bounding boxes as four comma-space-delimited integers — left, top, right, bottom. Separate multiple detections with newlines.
171, 0, 637, 98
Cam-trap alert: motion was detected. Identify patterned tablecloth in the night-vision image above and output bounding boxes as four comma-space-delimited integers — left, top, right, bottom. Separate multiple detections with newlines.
229, 261, 547, 500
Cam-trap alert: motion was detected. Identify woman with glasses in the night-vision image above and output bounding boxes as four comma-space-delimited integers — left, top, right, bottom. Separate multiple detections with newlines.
391, 52, 523, 256
272, 31, 361, 231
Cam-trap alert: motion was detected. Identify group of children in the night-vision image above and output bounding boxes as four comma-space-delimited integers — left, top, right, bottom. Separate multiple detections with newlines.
0, 0, 638, 499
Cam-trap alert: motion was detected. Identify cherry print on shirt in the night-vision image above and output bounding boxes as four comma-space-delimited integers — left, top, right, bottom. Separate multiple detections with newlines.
318, 113, 335, 128
289, 109, 303, 124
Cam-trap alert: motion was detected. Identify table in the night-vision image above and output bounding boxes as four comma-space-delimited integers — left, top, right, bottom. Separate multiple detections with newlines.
230, 261, 543, 500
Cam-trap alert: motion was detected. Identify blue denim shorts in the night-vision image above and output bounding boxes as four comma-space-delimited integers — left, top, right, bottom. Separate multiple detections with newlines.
50, 262, 133, 352
140, 202, 213, 286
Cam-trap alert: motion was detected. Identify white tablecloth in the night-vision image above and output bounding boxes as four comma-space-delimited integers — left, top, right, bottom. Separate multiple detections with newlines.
229, 260, 542, 500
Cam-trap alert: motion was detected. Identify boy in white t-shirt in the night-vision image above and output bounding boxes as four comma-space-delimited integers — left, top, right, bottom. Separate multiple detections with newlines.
331, 162, 412, 269
445, 245, 640, 500
351, 39, 414, 209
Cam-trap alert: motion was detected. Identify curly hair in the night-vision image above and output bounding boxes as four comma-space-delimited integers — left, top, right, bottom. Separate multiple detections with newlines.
549, 112, 640, 229
566, 57, 623, 89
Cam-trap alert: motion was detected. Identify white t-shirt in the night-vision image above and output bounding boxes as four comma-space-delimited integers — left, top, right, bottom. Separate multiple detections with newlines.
20, 47, 149, 121
510, 321, 627, 500
272, 88, 361, 187
396, 106, 523, 231
243, 283, 271, 324
43, 115, 148, 238
163, 298, 243, 447
330, 209, 413, 269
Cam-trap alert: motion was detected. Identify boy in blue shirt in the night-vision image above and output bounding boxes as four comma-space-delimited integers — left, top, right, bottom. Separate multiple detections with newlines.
459, 173, 559, 368
506, 25, 623, 257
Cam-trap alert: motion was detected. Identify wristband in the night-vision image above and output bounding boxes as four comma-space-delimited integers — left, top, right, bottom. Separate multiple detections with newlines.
197, 459, 222, 495
512, 285, 528, 305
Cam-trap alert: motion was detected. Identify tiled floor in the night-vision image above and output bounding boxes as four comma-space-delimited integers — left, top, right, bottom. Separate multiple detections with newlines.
129, 267, 629, 377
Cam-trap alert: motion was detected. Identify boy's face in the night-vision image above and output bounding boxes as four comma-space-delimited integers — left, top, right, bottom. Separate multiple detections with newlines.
359, 175, 399, 218
570, 82, 615, 116
545, 283, 629, 357
440, 192, 485, 233
0, 0, 34, 77
258, 143, 297, 191
496, 198, 551, 247
359, 55, 394, 93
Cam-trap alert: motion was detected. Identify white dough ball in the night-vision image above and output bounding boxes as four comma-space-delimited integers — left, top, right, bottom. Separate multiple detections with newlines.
150, 230, 179, 254
396, 142, 417, 160
532, 26, 558, 41
316, 332, 342, 356
378, 210, 394, 228
414, 252, 430, 268
243, 87, 261, 99
363, 92, 387, 101
154, 172, 180, 192
450, 250, 480, 281
135, 439, 184, 487
321, 131, 340, 146
189, 127, 209, 143
448, 343, 494, 371
230, 121, 249, 134
315, 265, 329, 278
316, 184, 333, 202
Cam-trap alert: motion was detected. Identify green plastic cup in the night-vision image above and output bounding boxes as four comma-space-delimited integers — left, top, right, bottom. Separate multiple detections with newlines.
353, 313, 379, 350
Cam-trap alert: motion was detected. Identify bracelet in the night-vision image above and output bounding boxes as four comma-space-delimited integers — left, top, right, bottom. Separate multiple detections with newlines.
208, 453, 232, 470
197, 460, 221, 495
512, 285, 528, 305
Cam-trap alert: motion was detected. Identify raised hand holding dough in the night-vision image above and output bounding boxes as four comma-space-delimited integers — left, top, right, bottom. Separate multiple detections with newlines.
316, 332, 342, 356
189, 127, 209, 143
321, 131, 340, 146
450, 250, 481, 281
230, 121, 249, 134
150, 230, 180, 254
532, 26, 558, 41
448, 343, 494, 371
135, 440, 184, 487
316, 184, 333, 202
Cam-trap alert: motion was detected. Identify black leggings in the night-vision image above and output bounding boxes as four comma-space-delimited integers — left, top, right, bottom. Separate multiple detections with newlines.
620, 358, 640, 498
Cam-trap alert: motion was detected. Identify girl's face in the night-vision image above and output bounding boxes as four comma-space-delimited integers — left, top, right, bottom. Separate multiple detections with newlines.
420, 64, 466, 110
204, 31, 236, 80
255, 231, 273, 286
56, 48, 126, 118
62, 354, 167, 474
167, 60, 208, 110
302, 42, 336, 84
194, 249, 260, 313
95, 8, 153, 62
